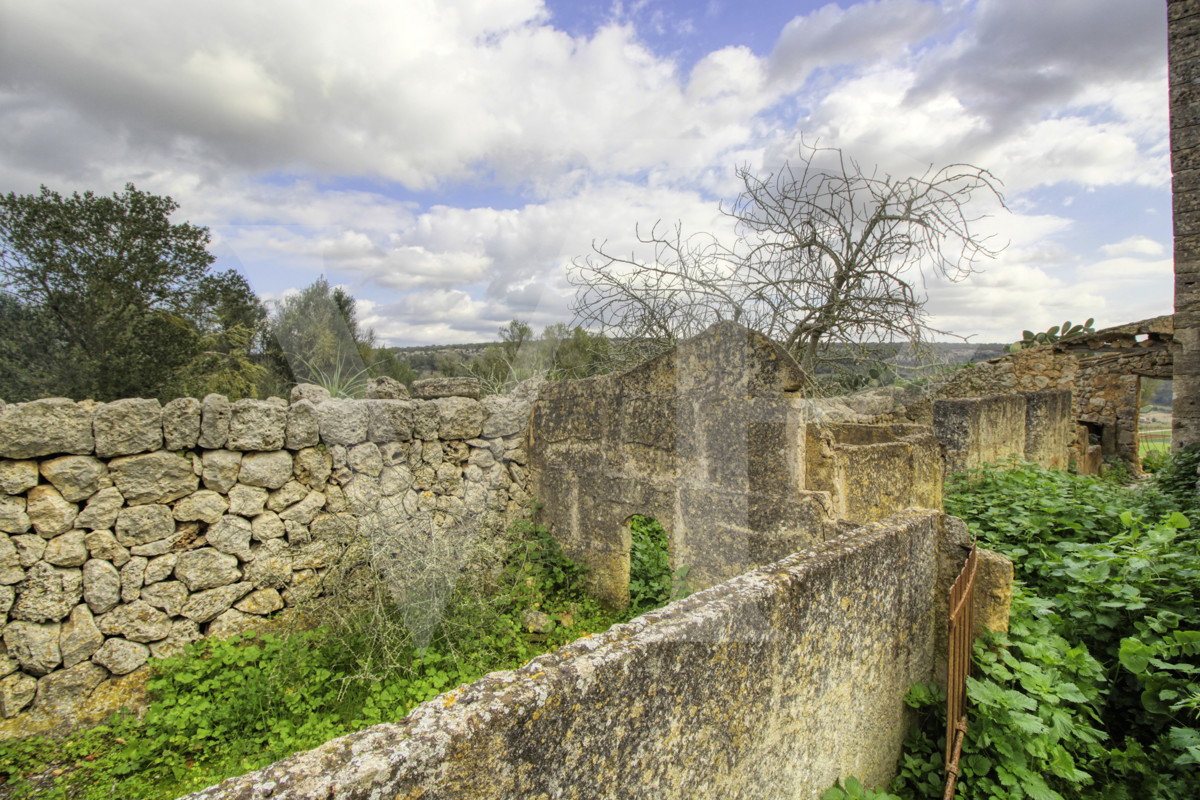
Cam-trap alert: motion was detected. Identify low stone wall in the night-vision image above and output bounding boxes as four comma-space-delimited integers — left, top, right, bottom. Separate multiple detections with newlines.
184, 509, 1005, 800
805, 423, 943, 524
933, 390, 1073, 478
0, 381, 533, 732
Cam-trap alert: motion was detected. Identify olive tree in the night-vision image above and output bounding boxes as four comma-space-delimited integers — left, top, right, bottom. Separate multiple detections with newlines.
569, 143, 1006, 383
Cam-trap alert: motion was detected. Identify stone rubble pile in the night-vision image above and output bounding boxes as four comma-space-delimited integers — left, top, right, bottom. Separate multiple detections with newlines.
0, 378, 533, 722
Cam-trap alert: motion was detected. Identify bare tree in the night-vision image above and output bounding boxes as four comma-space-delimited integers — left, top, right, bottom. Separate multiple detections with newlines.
569, 142, 1006, 383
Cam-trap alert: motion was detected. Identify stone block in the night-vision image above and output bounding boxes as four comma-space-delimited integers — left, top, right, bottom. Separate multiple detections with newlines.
180, 581, 253, 623
172, 490, 229, 524
93, 399, 163, 458
82, 559, 122, 614
0, 399, 95, 459
411, 377, 480, 399
43, 531, 88, 567
97, 599, 172, 643
434, 396, 486, 440
4, 620, 61, 676
26, 485, 78, 537
365, 376, 410, 400
162, 397, 202, 450
290, 384, 331, 404
316, 399, 369, 446
286, 400, 320, 450
0, 460, 38, 495
73, 487, 125, 531
39, 455, 107, 503
175, 548, 242, 592
239, 451, 294, 489
198, 394, 231, 449
92, 637, 150, 675
207, 515, 254, 561
12, 562, 81, 623
0, 495, 30, 536
481, 395, 531, 438
109, 451, 198, 505
367, 399, 414, 442
0, 672, 36, 718
201, 449, 242, 493
227, 399, 288, 451
115, 504, 175, 548
60, 604, 104, 667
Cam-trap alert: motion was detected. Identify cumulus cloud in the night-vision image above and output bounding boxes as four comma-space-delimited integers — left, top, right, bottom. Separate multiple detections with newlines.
0, 0, 1174, 346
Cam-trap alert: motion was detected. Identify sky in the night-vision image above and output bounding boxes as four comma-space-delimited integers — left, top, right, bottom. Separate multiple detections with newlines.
0, 0, 1175, 351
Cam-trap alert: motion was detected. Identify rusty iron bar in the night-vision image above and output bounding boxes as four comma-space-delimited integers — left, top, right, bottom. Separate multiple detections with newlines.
944, 540, 978, 795
943, 718, 968, 800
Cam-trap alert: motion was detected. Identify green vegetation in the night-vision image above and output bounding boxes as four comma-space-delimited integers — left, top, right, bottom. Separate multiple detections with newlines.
0, 184, 266, 401
837, 457, 1200, 799
627, 515, 691, 615
0, 516, 667, 800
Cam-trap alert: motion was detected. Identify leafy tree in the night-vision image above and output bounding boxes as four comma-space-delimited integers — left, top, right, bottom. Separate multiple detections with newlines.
570, 142, 1005, 383
0, 184, 263, 400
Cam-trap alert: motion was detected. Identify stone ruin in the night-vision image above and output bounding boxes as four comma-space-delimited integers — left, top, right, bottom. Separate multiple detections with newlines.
0, 317, 1135, 798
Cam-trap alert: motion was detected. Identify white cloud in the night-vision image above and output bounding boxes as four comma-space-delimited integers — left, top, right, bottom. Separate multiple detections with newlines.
1100, 236, 1166, 259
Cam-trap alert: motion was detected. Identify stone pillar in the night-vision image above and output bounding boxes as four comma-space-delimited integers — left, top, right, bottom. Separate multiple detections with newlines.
1170, 1, 1200, 449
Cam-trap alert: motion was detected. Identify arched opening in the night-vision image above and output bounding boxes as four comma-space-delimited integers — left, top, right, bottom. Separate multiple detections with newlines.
625, 515, 690, 615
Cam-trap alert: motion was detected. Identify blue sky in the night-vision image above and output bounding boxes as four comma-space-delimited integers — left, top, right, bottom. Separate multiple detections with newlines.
0, 0, 1174, 349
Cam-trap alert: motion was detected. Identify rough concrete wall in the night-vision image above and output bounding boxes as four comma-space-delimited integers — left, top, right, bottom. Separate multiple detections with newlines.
0, 383, 532, 734
932, 391, 1072, 478
184, 509, 969, 800
1171, 0, 1200, 449
805, 423, 943, 523
528, 322, 840, 607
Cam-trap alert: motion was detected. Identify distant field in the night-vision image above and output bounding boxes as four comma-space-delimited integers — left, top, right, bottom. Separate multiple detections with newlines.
1140, 425, 1170, 457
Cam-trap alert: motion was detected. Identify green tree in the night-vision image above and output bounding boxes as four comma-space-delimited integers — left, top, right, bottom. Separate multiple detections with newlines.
0, 184, 261, 400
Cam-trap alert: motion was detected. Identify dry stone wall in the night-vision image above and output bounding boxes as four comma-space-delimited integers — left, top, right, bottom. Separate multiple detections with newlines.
0, 380, 533, 731
182, 509, 1011, 800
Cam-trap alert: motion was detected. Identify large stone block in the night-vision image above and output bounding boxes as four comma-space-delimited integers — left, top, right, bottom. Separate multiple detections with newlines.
198, 394, 231, 449
181, 581, 253, 623
108, 451, 198, 505
26, 485, 78, 538
481, 395, 531, 438
0, 399, 95, 459
39, 455, 107, 503
290, 384, 331, 404
175, 548, 242, 592
82, 559, 122, 614
33, 661, 107, 717
73, 487, 124, 531
4, 620, 61, 676
238, 451, 294, 489
0, 460, 39, 495
0, 495, 30, 536
0, 672, 36, 718
316, 400, 369, 446
162, 397, 202, 450
172, 490, 229, 524
201, 449, 242, 493
367, 400, 414, 442
92, 637, 150, 675
207, 515, 254, 561
286, 400, 320, 450
60, 604, 104, 667
97, 599, 172, 643
115, 504, 175, 547
93, 398, 163, 457
434, 396, 486, 440
227, 399, 289, 451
